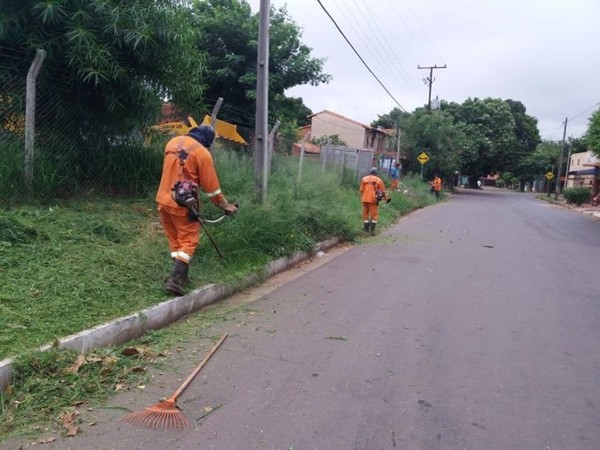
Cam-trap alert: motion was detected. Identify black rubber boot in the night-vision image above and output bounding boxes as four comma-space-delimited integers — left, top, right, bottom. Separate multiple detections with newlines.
363, 221, 370, 233
166, 258, 190, 286
369, 222, 376, 235
165, 259, 188, 295
181, 262, 191, 286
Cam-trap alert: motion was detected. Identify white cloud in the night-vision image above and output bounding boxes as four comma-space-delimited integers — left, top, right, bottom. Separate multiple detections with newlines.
246, 0, 600, 140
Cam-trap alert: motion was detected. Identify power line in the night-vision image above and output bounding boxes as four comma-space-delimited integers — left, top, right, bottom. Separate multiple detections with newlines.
404, 0, 445, 63
329, 0, 404, 90
352, 0, 417, 90
315, 0, 407, 112
569, 102, 599, 122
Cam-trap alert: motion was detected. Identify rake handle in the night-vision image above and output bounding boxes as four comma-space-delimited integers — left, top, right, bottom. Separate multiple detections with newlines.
169, 333, 228, 401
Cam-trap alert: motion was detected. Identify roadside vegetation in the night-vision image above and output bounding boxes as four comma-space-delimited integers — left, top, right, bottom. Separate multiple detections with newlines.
0, 144, 436, 360
0, 144, 436, 441
3, 0, 597, 444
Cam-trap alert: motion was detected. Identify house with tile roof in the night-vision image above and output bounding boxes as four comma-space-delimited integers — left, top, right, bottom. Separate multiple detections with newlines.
307, 110, 393, 152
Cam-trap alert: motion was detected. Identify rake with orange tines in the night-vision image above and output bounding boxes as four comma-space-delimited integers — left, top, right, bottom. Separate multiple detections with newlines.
121, 333, 228, 431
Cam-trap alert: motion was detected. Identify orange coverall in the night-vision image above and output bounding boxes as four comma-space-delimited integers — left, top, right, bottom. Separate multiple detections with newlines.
431, 176, 442, 198
359, 174, 387, 224
155, 135, 225, 264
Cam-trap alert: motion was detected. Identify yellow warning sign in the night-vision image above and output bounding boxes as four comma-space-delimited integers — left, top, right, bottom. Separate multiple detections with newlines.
417, 152, 430, 165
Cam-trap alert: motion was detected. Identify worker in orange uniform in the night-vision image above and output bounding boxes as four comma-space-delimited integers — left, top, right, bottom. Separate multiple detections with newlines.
359, 167, 389, 235
430, 173, 442, 199
156, 125, 238, 295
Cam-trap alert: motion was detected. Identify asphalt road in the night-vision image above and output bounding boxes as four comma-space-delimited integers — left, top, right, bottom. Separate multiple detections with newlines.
9, 188, 600, 450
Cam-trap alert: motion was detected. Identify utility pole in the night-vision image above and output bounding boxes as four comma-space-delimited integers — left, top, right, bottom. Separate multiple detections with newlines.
417, 64, 446, 110
254, 0, 270, 203
554, 117, 568, 200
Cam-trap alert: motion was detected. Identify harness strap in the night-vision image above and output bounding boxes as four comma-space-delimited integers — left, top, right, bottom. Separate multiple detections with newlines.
166, 136, 202, 180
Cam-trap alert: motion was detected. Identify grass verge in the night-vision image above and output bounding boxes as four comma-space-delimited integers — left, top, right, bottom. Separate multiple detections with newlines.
0, 150, 437, 441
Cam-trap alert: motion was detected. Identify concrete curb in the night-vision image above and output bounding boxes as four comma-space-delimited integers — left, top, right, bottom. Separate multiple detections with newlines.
0, 237, 343, 390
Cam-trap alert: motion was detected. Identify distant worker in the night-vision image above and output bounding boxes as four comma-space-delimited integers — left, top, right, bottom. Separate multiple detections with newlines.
390, 162, 401, 191
156, 125, 238, 295
359, 167, 389, 235
430, 173, 442, 199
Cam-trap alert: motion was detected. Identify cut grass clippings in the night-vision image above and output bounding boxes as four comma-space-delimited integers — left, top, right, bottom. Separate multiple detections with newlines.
0, 152, 437, 442
0, 151, 436, 361
0, 302, 239, 442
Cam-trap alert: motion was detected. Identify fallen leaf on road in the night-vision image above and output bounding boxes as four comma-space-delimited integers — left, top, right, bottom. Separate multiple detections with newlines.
61, 411, 79, 436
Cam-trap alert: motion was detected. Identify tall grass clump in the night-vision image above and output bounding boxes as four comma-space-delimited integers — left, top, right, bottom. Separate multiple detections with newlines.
0, 146, 436, 360
0, 132, 27, 207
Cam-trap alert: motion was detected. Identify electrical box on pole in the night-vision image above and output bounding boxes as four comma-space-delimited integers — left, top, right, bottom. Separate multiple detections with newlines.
417, 64, 446, 110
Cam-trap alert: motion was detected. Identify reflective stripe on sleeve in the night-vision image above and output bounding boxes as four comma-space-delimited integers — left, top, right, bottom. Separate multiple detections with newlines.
206, 188, 222, 198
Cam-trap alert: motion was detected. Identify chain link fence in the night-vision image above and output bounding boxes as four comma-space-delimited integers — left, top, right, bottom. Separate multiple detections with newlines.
0, 52, 165, 207
0, 60, 28, 206
319, 145, 374, 185
1, 51, 336, 208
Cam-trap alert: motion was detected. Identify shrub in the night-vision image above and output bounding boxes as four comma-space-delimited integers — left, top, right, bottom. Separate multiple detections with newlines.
562, 187, 591, 206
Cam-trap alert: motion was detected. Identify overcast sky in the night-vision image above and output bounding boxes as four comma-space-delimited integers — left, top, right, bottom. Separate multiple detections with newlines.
246, 0, 599, 141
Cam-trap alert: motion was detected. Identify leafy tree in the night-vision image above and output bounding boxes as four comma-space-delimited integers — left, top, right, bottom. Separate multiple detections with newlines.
446, 98, 517, 187
499, 99, 540, 173
371, 108, 410, 153
191, 0, 330, 127
517, 140, 561, 185
585, 109, 600, 158
275, 96, 312, 127
1, 0, 205, 133
567, 136, 588, 155
371, 108, 410, 129
399, 107, 464, 181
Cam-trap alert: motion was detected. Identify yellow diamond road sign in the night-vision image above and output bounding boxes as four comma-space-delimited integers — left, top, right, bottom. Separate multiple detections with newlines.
417, 152, 430, 165
545, 171, 554, 180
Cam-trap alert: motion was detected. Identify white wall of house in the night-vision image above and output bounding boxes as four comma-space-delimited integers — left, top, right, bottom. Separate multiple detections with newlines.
310, 112, 366, 148
566, 151, 599, 188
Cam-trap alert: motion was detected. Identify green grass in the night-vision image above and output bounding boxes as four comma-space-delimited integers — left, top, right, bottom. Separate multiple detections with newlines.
0, 152, 434, 360
0, 302, 239, 441
0, 150, 436, 441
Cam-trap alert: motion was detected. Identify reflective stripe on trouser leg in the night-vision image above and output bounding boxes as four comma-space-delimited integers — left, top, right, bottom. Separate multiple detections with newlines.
159, 208, 200, 263
176, 251, 192, 262
171, 214, 200, 263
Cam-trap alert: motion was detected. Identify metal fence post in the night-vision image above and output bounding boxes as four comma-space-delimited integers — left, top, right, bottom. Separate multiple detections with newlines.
296, 132, 310, 191
209, 97, 223, 152
267, 120, 280, 173
24, 49, 46, 195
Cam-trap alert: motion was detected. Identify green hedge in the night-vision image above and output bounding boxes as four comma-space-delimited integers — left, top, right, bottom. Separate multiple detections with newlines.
562, 187, 591, 206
